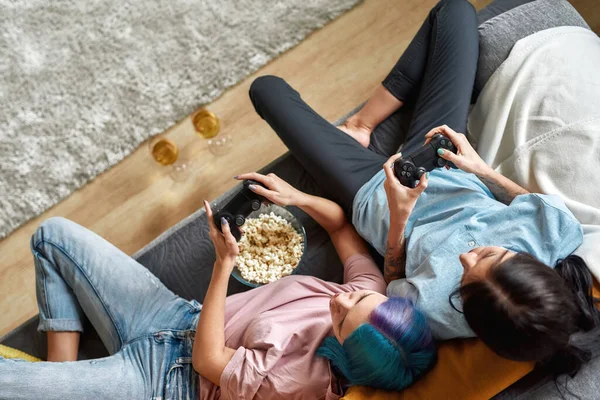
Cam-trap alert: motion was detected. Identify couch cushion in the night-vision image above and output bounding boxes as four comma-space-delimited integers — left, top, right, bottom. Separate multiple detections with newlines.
475, 0, 590, 95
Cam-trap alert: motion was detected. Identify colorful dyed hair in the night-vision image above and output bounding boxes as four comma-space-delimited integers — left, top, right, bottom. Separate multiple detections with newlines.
317, 297, 437, 391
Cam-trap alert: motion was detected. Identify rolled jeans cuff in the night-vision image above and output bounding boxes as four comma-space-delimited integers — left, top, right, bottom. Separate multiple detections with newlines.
382, 70, 415, 103
38, 318, 84, 333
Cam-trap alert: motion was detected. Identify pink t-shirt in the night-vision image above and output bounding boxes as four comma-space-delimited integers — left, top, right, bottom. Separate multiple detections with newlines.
199, 253, 386, 400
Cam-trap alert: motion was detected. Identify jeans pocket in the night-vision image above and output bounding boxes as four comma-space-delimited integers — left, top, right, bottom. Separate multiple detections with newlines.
163, 361, 197, 400
163, 363, 184, 400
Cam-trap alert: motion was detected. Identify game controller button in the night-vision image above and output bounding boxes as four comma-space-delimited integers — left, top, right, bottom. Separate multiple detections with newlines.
440, 139, 446, 146
251, 200, 261, 211
401, 171, 407, 177
402, 165, 408, 171
437, 158, 445, 167
235, 215, 245, 226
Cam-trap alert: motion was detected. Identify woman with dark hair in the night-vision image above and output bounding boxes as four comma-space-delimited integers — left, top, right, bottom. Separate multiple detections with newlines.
0, 178, 436, 399
246, 0, 600, 379
457, 253, 600, 376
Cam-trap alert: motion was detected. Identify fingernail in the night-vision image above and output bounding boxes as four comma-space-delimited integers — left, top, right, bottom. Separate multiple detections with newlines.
234, 175, 239, 179
248, 184, 256, 191
221, 217, 227, 225
426, 172, 430, 178
437, 148, 444, 155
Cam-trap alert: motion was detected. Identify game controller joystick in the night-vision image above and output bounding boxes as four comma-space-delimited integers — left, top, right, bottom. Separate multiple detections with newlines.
393, 133, 456, 188
213, 180, 270, 241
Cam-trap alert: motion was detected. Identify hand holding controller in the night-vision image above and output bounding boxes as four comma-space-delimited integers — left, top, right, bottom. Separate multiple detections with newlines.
424, 125, 491, 176
213, 180, 270, 241
393, 133, 456, 187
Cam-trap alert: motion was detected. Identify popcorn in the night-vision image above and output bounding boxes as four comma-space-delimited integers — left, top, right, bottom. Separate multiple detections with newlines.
236, 212, 304, 284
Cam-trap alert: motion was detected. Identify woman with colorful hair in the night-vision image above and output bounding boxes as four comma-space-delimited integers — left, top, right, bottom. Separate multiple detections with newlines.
0, 170, 436, 399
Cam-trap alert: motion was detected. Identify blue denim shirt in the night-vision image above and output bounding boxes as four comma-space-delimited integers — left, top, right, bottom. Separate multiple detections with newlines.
352, 168, 583, 339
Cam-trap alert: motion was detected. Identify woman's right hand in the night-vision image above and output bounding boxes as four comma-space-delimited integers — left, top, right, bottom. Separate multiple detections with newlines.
203, 200, 238, 269
235, 172, 306, 207
383, 153, 428, 221
424, 125, 492, 176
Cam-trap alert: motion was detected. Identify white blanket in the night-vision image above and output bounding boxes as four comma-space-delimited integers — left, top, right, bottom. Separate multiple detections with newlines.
468, 26, 600, 281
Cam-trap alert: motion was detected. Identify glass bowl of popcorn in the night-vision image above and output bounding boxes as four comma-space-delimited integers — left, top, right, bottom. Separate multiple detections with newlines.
232, 203, 306, 288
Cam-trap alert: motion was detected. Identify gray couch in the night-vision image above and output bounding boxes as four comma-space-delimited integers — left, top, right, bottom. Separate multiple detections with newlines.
2, 0, 596, 398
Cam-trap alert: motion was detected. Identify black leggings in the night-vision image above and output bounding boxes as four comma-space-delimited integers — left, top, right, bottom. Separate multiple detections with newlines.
249, 0, 479, 215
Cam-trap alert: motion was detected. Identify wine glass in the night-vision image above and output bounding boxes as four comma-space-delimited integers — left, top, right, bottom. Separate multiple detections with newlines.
148, 137, 193, 182
207, 134, 234, 156
193, 109, 220, 139
192, 108, 233, 155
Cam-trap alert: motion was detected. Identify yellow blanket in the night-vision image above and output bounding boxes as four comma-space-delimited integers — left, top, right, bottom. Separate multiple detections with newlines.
0, 344, 41, 362
343, 282, 600, 400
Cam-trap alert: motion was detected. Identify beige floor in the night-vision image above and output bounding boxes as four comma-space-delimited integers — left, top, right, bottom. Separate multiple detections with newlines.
1, 0, 597, 339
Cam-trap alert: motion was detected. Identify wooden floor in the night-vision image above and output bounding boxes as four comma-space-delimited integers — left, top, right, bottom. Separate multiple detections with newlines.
0, 0, 597, 338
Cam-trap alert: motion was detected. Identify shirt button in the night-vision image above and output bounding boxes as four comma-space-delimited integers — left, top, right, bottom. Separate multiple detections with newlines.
468, 241, 475, 247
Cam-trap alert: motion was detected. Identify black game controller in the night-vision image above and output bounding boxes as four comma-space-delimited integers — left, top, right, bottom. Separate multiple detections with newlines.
393, 133, 456, 188
213, 180, 270, 241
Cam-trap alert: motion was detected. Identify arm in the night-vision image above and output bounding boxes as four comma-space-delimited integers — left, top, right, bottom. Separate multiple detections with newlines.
384, 216, 408, 284
381, 154, 429, 284
295, 193, 370, 263
427, 125, 530, 204
236, 173, 370, 264
192, 201, 237, 385
476, 168, 529, 205
295, 192, 346, 234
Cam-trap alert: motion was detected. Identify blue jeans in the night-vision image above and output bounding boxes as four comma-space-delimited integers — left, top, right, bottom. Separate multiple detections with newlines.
0, 217, 201, 400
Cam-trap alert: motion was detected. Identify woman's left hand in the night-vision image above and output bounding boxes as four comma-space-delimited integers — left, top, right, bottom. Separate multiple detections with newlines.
424, 125, 491, 176
383, 153, 429, 221
235, 172, 305, 207
203, 200, 239, 271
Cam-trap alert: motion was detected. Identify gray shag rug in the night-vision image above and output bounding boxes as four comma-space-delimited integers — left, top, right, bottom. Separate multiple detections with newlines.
0, 0, 361, 240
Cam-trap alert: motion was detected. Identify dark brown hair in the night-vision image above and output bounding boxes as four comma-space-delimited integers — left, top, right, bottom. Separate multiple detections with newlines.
454, 253, 600, 379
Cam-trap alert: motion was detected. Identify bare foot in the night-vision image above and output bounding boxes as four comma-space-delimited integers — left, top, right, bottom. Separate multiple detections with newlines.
337, 119, 372, 148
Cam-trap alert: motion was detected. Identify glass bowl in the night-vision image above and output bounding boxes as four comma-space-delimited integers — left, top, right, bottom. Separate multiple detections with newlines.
231, 203, 307, 288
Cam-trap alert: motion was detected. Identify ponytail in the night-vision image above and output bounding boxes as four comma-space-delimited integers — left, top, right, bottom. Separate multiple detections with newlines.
544, 255, 600, 378
555, 255, 600, 331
